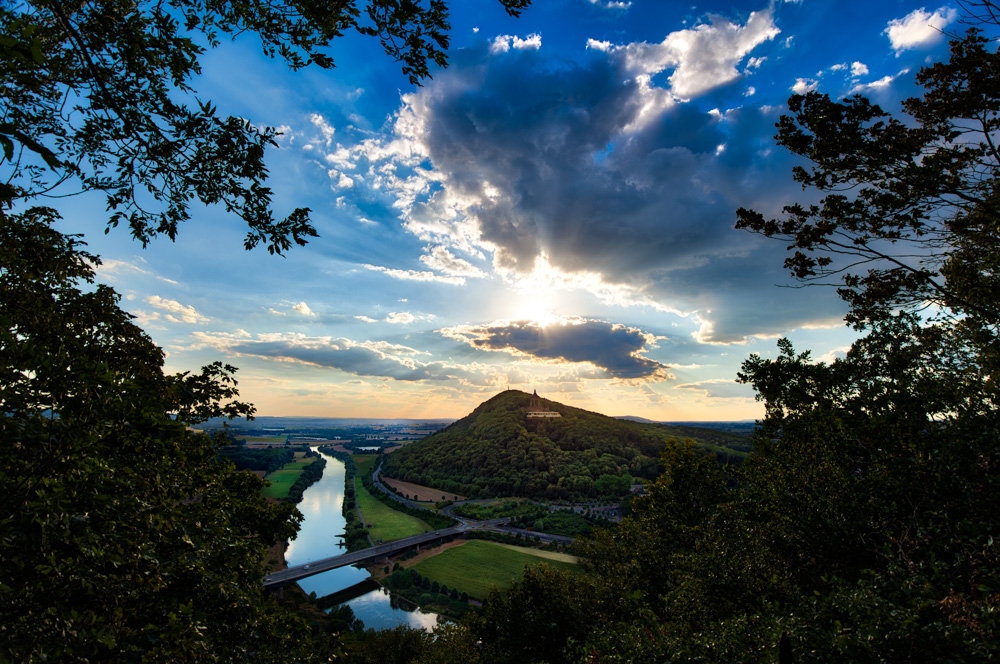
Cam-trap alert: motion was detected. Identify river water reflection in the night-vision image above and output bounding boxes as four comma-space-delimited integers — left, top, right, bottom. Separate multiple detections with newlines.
284, 448, 439, 631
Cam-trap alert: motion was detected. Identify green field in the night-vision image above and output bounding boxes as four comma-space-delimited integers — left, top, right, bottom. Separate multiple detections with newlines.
259, 455, 315, 499
261, 469, 300, 499
411, 540, 579, 600
244, 436, 286, 443
355, 482, 433, 542
354, 455, 378, 475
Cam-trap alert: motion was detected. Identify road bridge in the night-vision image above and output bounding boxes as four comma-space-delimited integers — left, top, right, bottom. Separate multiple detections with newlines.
264, 525, 466, 589
264, 518, 520, 589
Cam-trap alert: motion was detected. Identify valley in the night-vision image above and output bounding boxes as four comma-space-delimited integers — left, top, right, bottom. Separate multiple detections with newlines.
245, 390, 751, 629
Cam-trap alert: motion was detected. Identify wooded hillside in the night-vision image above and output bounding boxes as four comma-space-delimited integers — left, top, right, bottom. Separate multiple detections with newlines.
381, 390, 748, 500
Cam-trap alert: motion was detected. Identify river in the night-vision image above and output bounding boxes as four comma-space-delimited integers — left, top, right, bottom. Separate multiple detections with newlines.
283, 448, 439, 631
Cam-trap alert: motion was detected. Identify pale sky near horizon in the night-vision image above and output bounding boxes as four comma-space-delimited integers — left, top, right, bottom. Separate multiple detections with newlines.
57, 0, 962, 420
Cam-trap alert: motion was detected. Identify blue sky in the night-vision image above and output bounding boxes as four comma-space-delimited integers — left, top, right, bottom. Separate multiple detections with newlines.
64, 0, 961, 419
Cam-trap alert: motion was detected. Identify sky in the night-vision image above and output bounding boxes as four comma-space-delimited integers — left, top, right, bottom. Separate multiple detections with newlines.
62, 0, 964, 420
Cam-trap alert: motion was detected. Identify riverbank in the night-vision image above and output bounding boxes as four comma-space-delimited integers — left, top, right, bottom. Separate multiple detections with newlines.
283, 449, 443, 630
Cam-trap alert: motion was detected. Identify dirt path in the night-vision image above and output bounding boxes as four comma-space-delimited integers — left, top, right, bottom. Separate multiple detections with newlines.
494, 542, 579, 564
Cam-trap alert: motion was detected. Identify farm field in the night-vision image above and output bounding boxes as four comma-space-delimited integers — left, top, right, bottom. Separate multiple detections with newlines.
355, 482, 433, 542
381, 476, 465, 502
353, 455, 378, 476
410, 540, 579, 600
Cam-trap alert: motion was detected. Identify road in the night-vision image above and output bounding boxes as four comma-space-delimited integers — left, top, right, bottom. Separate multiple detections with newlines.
264, 457, 577, 589
264, 525, 467, 588
263, 516, 524, 589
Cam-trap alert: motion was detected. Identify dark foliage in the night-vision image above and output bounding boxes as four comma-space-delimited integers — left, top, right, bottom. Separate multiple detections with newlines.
219, 446, 296, 473
0, 209, 328, 660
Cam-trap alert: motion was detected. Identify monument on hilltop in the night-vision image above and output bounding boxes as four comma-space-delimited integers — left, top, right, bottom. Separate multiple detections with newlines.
525, 390, 561, 418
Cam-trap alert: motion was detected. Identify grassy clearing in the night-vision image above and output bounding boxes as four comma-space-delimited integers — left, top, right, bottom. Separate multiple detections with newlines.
260, 469, 300, 499
355, 483, 433, 542
353, 455, 378, 476
259, 454, 315, 499
410, 540, 579, 600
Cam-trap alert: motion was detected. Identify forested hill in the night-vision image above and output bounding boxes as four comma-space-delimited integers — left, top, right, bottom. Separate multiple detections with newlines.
381, 390, 749, 500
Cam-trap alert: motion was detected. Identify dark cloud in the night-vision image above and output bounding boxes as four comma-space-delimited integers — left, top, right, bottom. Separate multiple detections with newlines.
442, 318, 670, 380
355, 15, 956, 344
396, 45, 849, 340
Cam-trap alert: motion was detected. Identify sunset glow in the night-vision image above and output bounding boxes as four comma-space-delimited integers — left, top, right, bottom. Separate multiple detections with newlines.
68, 0, 949, 420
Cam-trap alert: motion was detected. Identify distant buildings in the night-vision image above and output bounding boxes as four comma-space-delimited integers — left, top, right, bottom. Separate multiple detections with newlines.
526, 390, 562, 418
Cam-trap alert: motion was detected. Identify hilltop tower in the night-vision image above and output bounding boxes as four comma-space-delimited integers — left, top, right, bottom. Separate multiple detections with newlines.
526, 389, 561, 418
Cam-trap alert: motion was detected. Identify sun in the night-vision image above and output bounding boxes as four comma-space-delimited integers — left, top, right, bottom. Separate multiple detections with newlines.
509, 290, 561, 327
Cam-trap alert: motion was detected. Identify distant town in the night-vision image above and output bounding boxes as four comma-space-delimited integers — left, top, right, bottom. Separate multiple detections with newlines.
204, 414, 757, 453
207, 416, 456, 453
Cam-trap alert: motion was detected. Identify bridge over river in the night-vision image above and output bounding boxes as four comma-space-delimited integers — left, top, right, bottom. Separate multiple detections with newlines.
265, 455, 577, 590
264, 519, 546, 589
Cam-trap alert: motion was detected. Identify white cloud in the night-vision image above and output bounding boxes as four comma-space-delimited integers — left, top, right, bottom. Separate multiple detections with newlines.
791, 77, 817, 94
94, 258, 178, 285
816, 345, 852, 363
490, 33, 542, 54
885, 7, 957, 54
420, 246, 487, 278
324, 146, 357, 170
363, 264, 466, 285
309, 113, 336, 147
144, 295, 209, 324
851, 61, 869, 77
293, 302, 315, 316
607, 8, 780, 98
514, 34, 542, 49
355, 315, 378, 323
385, 312, 416, 324
849, 71, 908, 95
588, 0, 632, 9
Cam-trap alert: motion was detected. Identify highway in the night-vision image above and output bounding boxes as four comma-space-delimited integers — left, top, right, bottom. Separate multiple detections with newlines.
264, 525, 467, 588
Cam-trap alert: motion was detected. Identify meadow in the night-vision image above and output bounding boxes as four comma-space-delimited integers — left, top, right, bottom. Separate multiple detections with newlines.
355, 482, 434, 542
260, 454, 313, 499
410, 540, 579, 599
353, 455, 378, 476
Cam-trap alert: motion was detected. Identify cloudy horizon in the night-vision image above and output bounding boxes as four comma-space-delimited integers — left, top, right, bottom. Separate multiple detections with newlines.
69, 0, 959, 420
